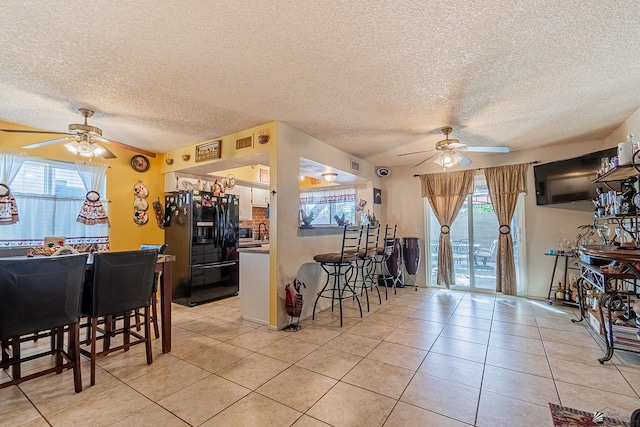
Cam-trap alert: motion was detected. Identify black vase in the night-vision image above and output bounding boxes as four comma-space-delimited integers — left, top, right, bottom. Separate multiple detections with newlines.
402, 237, 421, 275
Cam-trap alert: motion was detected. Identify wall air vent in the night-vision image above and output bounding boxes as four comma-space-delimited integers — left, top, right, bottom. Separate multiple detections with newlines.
236, 136, 253, 150
350, 158, 360, 172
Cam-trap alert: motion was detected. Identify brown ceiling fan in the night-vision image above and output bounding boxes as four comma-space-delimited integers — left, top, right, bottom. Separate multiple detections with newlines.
398, 126, 509, 169
0, 108, 156, 159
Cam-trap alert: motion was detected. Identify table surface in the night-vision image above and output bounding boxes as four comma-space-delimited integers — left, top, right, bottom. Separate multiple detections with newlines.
580, 245, 640, 262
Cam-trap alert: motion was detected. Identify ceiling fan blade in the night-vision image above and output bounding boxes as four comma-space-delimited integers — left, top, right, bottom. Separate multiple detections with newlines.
22, 136, 74, 149
96, 143, 117, 159
0, 128, 71, 136
410, 152, 440, 169
105, 138, 157, 158
463, 146, 510, 153
457, 152, 472, 166
397, 149, 433, 157
447, 142, 466, 149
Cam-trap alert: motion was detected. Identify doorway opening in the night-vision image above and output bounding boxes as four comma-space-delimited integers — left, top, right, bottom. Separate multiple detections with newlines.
426, 173, 524, 292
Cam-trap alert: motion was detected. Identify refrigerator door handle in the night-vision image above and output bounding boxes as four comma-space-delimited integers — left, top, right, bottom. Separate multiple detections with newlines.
196, 261, 237, 269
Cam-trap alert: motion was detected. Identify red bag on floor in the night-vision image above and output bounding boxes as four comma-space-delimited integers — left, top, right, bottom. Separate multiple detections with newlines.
285, 279, 305, 317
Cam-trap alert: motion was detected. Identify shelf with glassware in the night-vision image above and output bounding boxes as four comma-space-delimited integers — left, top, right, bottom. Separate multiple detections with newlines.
591, 150, 640, 247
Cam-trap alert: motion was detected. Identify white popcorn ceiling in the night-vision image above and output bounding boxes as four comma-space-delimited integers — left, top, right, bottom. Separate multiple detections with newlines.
0, 1, 639, 167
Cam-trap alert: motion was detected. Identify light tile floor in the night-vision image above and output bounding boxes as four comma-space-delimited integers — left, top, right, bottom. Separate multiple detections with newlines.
2, 287, 640, 426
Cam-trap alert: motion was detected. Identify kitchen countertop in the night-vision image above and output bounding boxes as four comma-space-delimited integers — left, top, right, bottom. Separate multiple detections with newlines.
237, 244, 269, 254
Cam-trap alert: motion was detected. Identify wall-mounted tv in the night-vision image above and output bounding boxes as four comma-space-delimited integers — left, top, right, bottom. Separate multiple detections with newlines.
534, 147, 617, 206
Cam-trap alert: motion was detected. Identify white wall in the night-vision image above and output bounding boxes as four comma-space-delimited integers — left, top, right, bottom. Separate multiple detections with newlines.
379, 138, 612, 298
272, 123, 379, 329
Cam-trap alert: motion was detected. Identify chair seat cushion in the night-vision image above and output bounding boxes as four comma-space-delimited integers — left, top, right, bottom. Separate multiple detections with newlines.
314, 251, 357, 263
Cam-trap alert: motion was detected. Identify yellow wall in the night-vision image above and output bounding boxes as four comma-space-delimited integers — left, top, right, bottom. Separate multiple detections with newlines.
1, 121, 165, 250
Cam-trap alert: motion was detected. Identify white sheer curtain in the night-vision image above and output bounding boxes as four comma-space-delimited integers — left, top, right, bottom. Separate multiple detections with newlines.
0, 150, 27, 224
75, 161, 109, 225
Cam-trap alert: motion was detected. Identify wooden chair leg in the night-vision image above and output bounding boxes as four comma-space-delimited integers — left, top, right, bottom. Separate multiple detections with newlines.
70, 323, 82, 393
134, 309, 142, 332
144, 306, 153, 365
11, 337, 20, 380
123, 310, 131, 351
103, 315, 112, 352
55, 327, 64, 374
151, 291, 160, 339
90, 317, 97, 386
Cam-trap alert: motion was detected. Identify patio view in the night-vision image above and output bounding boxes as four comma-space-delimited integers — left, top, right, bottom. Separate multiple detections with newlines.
427, 175, 520, 290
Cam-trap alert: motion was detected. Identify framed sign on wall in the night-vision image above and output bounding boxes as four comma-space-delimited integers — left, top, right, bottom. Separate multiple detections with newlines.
195, 140, 221, 162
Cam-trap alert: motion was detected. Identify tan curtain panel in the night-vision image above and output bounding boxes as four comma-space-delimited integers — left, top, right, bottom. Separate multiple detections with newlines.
485, 163, 528, 295
420, 170, 475, 288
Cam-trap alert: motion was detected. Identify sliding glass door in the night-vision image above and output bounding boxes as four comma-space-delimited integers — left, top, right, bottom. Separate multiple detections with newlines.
426, 173, 523, 292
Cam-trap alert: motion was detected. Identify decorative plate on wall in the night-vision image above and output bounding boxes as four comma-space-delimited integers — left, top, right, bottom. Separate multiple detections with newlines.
131, 155, 150, 172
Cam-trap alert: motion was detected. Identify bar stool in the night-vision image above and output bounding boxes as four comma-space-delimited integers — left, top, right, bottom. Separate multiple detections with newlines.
312, 225, 364, 327
351, 224, 381, 311
373, 224, 399, 299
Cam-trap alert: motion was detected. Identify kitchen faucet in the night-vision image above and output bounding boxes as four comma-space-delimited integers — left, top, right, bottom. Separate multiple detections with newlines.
258, 222, 269, 241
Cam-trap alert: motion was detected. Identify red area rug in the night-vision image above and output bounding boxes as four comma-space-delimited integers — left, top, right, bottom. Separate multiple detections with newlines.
549, 403, 629, 427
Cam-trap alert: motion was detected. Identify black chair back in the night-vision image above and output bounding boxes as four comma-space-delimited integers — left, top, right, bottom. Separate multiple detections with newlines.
341, 225, 364, 263
84, 250, 158, 317
0, 254, 87, 340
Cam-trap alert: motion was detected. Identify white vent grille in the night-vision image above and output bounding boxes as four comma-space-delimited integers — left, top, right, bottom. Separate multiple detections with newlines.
350, 158, 360, 172
236, 136, 253, 150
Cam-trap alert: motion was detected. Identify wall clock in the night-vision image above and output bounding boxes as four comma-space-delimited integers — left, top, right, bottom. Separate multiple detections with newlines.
130, 155, 150, 172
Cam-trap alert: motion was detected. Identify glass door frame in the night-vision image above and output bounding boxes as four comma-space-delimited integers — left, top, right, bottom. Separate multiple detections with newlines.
424, 176, 527, 294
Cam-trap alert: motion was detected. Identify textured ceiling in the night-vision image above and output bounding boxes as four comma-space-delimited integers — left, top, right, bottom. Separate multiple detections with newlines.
1, 1, 639, 168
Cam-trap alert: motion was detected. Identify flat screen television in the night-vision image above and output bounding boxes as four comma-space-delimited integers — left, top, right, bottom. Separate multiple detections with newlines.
534, 147, 617, 206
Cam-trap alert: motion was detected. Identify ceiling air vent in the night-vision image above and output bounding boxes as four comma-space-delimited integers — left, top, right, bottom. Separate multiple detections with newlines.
236, 136, 253, 150
350, 158, 360, 172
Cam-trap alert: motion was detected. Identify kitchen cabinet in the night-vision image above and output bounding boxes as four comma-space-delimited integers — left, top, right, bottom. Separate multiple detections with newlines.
233, 185, 253, 221
252, 187, 270, 207
239, 249, 269, 324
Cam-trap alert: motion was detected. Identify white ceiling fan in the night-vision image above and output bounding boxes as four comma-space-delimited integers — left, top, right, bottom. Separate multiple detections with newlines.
398, 126, 510, 169
0, 108, 156, 159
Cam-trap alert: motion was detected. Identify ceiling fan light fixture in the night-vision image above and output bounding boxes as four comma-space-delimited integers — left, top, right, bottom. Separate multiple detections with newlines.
435, 150, 462, 168
91, 143, 105, 157
77, 139, 95, 157
64, 140, 80, 155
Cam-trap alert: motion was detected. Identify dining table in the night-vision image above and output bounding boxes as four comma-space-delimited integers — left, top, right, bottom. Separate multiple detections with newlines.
0, 250, 176, 354
155, 254, 176, 353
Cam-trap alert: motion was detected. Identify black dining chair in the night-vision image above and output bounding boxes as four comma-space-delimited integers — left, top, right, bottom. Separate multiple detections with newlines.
0, 254, 87, 392
80, 249, 158, 386
138, 243, 168, 338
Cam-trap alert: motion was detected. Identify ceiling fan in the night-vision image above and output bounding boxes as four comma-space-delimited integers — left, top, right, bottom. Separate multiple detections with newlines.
0, 108, 156, 159
398, 126, 510, 169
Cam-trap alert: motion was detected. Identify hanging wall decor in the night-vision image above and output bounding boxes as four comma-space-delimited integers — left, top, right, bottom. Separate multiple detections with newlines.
133, 181, 149, 226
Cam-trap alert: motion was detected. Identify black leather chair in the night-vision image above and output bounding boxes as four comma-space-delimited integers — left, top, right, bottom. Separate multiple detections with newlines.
80, 249, 158, 386
139, 244, 168, 338
0, 254, 87, 392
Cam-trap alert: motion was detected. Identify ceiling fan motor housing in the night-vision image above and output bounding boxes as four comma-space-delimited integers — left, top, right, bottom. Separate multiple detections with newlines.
69, 123, 102, 136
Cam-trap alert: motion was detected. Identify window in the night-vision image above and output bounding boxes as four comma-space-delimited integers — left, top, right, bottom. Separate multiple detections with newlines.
1, 158, 109, 247
300, 186, 357, 226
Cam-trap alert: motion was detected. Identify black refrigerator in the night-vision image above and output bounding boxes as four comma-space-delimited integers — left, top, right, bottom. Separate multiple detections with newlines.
164, 190, 240, 306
